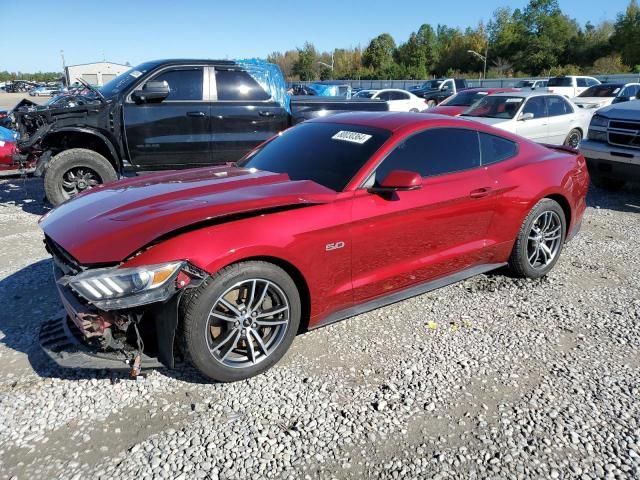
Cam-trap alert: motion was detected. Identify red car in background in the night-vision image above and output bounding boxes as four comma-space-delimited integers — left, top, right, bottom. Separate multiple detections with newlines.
428, 87, 521, 116
40, 112, 588, 382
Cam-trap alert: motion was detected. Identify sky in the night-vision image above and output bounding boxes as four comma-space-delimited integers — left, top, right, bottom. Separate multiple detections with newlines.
0, 0, 633, 72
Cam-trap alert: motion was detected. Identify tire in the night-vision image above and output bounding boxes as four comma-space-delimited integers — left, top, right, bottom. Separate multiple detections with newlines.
563, 128, 582, 148
508, 198, 566, 279
180, 261, 301, 382
426, 100, 437, 108
590, 175, 626, 191
44, 148, 118, 206
409, 108, 419, 113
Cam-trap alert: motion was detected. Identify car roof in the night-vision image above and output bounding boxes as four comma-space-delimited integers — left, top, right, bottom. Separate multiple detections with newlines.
487, 91, 559, 98
461, 87, 520, 93
310, 111, 489, 133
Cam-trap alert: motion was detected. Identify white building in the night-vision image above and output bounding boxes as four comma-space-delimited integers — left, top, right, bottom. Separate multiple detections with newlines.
64, 61, 130, 86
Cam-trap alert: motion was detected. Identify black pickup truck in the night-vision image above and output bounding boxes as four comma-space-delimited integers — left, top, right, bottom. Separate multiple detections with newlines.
12, 59, 388, 205
409, 78, 469, 107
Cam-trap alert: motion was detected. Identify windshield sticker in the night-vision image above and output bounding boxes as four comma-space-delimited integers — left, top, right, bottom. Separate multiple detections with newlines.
129, 70, 142, 78
613, 88, 620, 94
332, 131, 372, 144
478, 92, 488, 95
506, 98, 523, 103
0, 141, 4, 147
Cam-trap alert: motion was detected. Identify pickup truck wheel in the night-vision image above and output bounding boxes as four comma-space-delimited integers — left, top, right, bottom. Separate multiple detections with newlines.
426, 100, 437, 108
44, 148, 118, 206
563, 128, 582, 148
180, 261, 301, 382
590, 175, 626, 191
508, 198, 566, 279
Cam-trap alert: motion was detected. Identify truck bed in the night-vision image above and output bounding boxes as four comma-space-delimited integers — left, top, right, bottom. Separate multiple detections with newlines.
290, 96, 389, 123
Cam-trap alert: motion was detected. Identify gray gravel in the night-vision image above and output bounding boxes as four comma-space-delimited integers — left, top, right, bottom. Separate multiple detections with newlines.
0, 177, 639, 479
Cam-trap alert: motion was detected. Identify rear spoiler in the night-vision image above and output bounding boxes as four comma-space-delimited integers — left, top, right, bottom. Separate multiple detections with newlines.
541, 143, 579, 155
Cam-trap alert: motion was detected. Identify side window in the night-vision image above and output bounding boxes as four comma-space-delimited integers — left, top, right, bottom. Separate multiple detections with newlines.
546, 96, 573, 116
522, 97, 547, 118
576, 78, 587, 87
215, 69, 270, 101
443, 80, 454, 91
374, 128, 480, 183
376, 91, 393, 101
391, 91, 409, 100
587, 78, 599, 86
623, 85, 638, 97
150, 68, 203, 101
479, 133, 518, 165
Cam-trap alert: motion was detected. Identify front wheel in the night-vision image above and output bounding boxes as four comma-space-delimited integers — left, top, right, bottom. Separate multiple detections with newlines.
509, 198, 566, 279
426, 99, 437, 108
180, 261, 301, 382
563, 128, 582, 148
44, 148, 118, 206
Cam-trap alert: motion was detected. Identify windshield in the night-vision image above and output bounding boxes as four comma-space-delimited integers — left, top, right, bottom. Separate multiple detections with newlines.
238, 122, 391, 191
463, 96, 524, 119
354, 91, 376, 98
578, 85, 623, 98
547, 77, 572, 87
442, 90, 488, 107
99, 62, 157, 97
516, 81, 534, 88
420, 80, 443, 89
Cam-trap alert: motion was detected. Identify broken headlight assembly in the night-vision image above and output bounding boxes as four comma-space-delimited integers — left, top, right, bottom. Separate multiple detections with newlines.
64, 261, 185, 310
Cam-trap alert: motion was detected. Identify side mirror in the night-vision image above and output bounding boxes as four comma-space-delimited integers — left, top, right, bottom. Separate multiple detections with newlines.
131, 81, 170, 104
441, 85, 450, 91
369, 170, 422, 193
519, 112, 534, 121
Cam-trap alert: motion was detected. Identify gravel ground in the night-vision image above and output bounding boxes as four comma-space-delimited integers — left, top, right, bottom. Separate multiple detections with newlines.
0, 176, 639, 480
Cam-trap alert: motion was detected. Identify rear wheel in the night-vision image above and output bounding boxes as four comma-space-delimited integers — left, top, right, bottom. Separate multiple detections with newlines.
44, 148, 118, 206
509, 198, 566, 279
563, 128, 582, 148
180, 261, 301, 382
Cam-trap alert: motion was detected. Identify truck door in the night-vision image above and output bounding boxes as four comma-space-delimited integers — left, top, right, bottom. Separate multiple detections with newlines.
123, 65, 211, 169
210, 66, 288, 163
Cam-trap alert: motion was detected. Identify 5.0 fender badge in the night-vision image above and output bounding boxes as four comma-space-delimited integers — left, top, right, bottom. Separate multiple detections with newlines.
325, 241, 345, 251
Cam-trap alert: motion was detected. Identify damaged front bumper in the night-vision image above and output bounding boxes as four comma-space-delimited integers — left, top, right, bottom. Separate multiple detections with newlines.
40, 238, 204, 372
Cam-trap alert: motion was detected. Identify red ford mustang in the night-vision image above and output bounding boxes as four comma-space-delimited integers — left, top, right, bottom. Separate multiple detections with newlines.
40, 112, 589, 382
429, 87, 521, 117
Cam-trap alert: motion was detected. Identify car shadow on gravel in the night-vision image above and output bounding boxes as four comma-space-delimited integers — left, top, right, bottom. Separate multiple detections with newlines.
587, 182, 640, 214
0, 176, 50, 216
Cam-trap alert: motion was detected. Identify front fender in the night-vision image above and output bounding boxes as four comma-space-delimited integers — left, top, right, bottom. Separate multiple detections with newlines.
43, 127, 121, 170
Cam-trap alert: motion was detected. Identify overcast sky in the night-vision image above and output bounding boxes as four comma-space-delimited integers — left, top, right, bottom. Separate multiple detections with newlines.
1, 0, 632, 72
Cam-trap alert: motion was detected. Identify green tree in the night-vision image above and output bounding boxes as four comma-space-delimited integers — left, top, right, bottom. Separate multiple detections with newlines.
292, 42, 318, 81
611, 0, 640, 67
362, 33, 397, 77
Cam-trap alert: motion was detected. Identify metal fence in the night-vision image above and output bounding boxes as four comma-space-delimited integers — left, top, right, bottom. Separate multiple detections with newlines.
290, 73, 640, 90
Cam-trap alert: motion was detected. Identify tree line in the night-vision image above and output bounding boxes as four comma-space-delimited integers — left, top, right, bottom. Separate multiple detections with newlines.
0, 71, 63, 83
268, 0, 640, 81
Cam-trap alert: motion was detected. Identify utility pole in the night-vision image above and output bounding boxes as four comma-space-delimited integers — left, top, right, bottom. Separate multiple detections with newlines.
317, 51, 335, 72
467, 49, 488, 82
60, 50, 67, 85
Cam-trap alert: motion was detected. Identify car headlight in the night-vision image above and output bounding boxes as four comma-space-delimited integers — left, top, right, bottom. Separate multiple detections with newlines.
65, 261, 184, 310
590, 115, 608, 128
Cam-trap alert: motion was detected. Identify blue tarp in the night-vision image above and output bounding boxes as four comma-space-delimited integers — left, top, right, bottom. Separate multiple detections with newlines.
0, 126, 17, 143
306, 83, 352, 97
236, 59, 291, 114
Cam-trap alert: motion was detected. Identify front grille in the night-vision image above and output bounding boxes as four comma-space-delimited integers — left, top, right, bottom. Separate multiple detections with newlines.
608, 120, 640, 150
44, 236, 84, 276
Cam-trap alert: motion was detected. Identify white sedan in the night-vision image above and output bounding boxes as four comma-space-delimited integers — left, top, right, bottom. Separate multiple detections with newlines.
353, 89, 427, 112
460, 92, 591, 147
572, 82, 640, 110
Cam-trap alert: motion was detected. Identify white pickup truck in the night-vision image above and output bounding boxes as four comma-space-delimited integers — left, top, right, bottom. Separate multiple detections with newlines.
547, 76, 600, 98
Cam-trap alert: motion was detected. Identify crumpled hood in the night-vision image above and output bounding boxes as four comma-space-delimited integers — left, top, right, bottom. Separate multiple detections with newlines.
40, 166, 335, 264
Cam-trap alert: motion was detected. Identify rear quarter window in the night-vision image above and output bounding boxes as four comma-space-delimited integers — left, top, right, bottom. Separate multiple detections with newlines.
479, 133, 518, 165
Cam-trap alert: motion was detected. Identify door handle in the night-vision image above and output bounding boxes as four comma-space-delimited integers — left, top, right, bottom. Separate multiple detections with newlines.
186, 111, 206, 117
470, 187, 491, 199
258, 111, 275, 117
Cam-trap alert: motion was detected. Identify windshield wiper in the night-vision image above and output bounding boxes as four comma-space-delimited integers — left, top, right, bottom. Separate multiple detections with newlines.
76, 78, 106, 104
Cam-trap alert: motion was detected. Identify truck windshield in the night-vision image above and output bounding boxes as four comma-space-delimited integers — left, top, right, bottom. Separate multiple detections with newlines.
238, 122, 391, 191
99, 62, 158, 98
420, 80, 443, 89
462, 96, 524, 119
